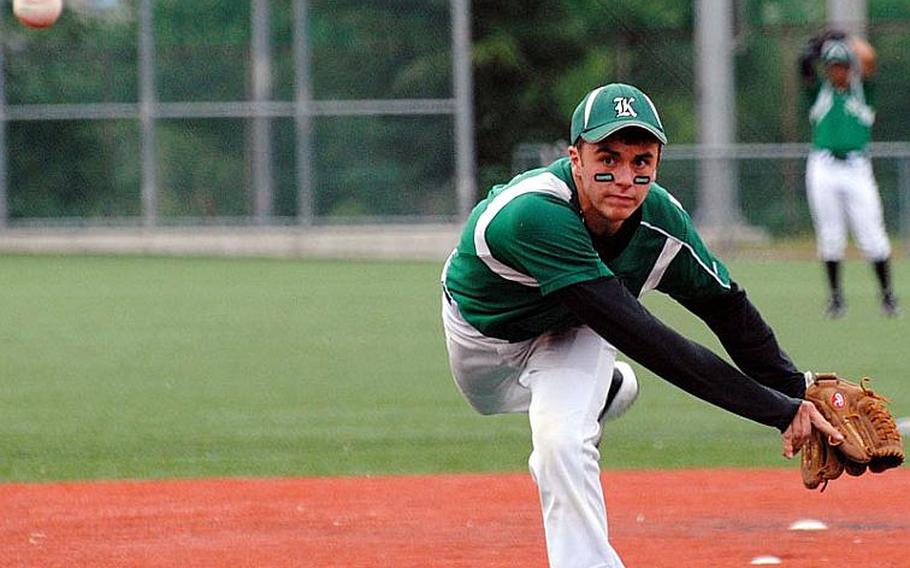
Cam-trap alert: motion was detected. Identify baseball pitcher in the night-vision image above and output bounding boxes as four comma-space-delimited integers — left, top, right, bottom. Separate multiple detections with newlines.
440, 83, 842, 568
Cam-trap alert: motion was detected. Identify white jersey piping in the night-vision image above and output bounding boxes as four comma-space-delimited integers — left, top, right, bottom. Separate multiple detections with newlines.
638, 238, 683, 298
639, 221, 731, 290
473, 172, 574, 287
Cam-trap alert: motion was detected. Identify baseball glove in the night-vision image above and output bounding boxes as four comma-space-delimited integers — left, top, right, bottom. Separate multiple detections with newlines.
801, 372, 905, 491
801, 426, 845, 490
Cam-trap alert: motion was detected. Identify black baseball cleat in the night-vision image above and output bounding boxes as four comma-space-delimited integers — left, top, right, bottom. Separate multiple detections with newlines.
824, 295, 846, 319
595, 362, 640, 448
881, 292, 900, 318
601, 361, 639, 422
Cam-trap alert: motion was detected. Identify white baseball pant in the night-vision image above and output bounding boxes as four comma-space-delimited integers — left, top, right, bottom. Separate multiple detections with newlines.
805, 150, 891, 262
442, 294, 624, 568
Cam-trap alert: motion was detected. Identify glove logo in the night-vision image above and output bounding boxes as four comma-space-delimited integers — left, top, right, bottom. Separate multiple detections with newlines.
832, 392, 846, 408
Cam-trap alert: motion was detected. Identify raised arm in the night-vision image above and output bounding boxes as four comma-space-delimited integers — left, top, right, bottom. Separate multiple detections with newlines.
849, 35, 877, 78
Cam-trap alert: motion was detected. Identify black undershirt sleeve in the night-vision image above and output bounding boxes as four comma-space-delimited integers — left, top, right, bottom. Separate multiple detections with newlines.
550, 276, 801, 432
677, 282, 806, 400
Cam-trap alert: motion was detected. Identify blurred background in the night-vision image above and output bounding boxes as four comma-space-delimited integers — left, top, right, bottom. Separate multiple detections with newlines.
1, 0, 909, 254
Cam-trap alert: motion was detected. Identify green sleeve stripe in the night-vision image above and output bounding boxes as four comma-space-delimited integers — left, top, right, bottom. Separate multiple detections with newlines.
640, 221, 730, 289
638, 238, 683, 298
473, 172, 574, 288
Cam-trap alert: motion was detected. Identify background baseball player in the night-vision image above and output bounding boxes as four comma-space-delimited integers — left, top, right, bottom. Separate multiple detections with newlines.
799, 31, 899, 318
440, 83, 843, 568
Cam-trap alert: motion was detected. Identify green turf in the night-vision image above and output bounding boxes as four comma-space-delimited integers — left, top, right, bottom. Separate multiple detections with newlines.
0, 254, 907, 482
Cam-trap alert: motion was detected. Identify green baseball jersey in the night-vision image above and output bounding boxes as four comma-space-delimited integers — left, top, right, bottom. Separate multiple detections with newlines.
807, 78, 875, 153
443, 157, 731, 342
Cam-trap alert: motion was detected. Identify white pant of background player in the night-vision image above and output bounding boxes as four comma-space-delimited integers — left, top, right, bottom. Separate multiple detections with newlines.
442, 295, 634, 568
805, 150, 891, 262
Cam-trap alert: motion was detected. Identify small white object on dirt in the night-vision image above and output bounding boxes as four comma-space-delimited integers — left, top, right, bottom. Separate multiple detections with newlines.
788, 518, 828, 531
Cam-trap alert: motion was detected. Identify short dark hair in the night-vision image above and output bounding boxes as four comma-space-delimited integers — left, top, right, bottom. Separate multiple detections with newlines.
573, 127, 663, 164
573, 126, 663, 149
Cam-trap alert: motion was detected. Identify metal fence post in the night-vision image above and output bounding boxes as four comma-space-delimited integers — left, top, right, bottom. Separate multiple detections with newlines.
0, 4, 9, 229
251, 0, 274, 224
451, 0, 476, 220
138, 0, 158, 227
293, 0, 314, 225
694, 0, 740, 251
827, 0, 867, 38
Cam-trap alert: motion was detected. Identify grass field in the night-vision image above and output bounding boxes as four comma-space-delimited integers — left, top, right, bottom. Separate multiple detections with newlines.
1, 254, 907, 482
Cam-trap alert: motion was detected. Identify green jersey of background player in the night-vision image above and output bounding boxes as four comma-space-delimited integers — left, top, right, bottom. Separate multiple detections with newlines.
799, 30, 898, 319
440, 83, 842, 568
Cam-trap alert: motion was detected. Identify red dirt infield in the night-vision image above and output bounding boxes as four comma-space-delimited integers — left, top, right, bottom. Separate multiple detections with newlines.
1, 468, 908, 568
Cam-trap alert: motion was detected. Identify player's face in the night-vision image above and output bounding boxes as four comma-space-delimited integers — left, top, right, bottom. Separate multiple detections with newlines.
826, 63, 850, 88
569, 135, 660, 236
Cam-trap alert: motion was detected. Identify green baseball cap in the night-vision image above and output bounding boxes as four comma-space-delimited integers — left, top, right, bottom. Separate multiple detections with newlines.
821, 40, 852, 65
570, 83, 667, 146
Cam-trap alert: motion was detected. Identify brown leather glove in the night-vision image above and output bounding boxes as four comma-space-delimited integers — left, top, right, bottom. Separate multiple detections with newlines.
801, 373, 904, 490
801, 426, 845, 491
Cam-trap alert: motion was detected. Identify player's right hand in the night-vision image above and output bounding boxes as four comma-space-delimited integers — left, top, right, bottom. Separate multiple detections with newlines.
781, 401, 845, 459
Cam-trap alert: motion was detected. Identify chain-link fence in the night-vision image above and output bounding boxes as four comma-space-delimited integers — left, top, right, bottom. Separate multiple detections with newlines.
0, 0, 475, 227
2, 1, 910, 255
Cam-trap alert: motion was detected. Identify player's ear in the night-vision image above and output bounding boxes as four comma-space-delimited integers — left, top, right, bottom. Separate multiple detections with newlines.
653, 145, 663, 181
568, 142, 583, 169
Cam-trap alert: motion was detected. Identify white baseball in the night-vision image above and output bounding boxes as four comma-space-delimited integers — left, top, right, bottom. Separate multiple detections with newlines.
13, 0, 63, 29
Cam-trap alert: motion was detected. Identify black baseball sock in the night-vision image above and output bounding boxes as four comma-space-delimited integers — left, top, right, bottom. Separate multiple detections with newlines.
873, 259, 893, 298
825, 260, 842, 299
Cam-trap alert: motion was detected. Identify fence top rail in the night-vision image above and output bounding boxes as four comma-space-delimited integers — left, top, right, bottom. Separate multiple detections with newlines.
2, 99, 458, 121
663, 142, 910, 160
3, 99, 910, 160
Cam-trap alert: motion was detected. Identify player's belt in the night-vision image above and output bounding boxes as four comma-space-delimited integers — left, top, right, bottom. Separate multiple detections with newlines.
824, 150, 865, 161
